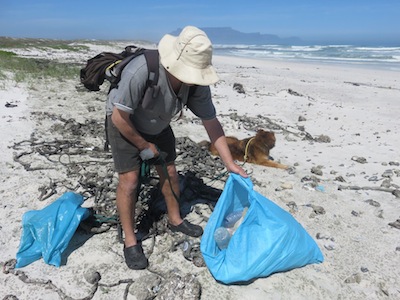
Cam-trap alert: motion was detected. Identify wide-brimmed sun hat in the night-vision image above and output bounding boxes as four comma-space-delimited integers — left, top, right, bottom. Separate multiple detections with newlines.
158, 26, 219, 86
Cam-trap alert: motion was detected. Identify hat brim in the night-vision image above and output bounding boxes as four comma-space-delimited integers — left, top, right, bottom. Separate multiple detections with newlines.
158, 34, 219, 86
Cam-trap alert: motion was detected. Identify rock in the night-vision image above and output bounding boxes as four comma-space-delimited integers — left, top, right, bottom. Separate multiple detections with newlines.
344, 273, 362, 284
310, 204, 326, 215
324, 241, 336, 251
388, 219, 400, 229
360, 267, 369, 273
382, 170, 393, 178
380, 178, 392, 188
334, 176, 346, 182
156, 270, 201, 300
233, 83, 245, 94
311, 166, 323, 176
298, 116, 307, 122
365, 199, 381, 207
392, 189, 400, 198
84, 269, 101, 285
316, 232, 334, 241
351, 210, 359, 217
351, 156, 367, 164
129, 273, 161, 300
286, 201, 298, 213
368, 175, 379, 182
281, 182, 293, 189
389, 161, 400, 166
315, 135, 331, 143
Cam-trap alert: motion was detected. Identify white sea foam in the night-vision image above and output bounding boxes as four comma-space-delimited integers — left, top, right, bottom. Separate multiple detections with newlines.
214, 44, 400, 68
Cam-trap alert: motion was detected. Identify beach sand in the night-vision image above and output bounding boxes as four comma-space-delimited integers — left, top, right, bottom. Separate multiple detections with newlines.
1, 44, 399, 299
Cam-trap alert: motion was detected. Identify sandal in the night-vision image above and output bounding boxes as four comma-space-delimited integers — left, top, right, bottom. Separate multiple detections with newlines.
123, 244, 148, 270
168, 220, 203, 237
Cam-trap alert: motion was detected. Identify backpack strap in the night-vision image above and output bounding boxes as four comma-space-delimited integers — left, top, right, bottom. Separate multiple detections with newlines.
143, 50, 159, 89
141, 50, 160, 110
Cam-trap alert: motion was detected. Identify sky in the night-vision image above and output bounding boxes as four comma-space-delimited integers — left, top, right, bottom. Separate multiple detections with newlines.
0, 0, 399, 45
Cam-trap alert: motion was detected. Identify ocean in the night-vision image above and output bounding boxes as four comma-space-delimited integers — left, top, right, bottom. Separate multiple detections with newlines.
213, 44, 400, 71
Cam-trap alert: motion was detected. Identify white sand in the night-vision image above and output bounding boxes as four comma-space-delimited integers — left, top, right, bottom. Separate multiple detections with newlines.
0, 44, 399, 299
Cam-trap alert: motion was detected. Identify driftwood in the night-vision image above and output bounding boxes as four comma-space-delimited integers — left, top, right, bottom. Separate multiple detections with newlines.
338, 185, 400, 198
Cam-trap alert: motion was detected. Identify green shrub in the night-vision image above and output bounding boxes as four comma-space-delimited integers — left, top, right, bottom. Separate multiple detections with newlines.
0, 53, 79, 82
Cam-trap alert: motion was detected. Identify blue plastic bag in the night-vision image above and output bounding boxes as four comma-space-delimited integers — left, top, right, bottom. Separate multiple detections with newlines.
200, 174, 324, 284
16, 192, 89, 268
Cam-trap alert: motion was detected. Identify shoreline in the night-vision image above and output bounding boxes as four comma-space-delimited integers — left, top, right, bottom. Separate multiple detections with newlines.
215, 53, 400, 72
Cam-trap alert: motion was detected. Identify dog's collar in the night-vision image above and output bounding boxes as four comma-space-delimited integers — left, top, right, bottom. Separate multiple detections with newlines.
244, 137, 256, 162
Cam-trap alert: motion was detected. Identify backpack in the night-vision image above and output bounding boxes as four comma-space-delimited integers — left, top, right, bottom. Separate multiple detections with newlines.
80, 45, 159, 93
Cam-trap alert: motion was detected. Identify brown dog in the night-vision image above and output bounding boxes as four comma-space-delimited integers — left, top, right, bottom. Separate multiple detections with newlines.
203, 129, 288, 169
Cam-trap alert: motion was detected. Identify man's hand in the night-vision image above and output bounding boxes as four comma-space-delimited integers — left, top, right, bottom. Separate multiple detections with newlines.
140, 143, 159, 160
226, 162, 248, 178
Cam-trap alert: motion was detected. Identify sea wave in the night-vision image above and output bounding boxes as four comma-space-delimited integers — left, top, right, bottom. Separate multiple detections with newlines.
213, 44, 400, 68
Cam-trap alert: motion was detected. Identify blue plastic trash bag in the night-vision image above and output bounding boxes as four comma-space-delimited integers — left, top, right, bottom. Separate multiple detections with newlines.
16, 192, 90, 268
200, 174, 324, 284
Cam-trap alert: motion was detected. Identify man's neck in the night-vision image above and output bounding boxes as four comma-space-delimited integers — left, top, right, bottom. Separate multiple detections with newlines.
166, 71, 183, 94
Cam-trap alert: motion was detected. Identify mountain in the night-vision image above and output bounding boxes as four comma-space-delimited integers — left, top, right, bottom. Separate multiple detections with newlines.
170, 27, 302, 45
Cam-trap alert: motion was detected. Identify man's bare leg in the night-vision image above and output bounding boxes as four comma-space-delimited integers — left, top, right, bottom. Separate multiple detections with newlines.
116, 169, 148, 269
116, 170, 140, 247
156, 163, 182, 226
156, 163, 203, 237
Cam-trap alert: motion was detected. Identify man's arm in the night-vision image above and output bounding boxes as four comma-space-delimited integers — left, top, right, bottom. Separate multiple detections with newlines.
202, 118, 247, 177
111, 107, 159, 156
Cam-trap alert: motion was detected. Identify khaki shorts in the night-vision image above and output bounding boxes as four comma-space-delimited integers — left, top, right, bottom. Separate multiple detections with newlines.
106, 116, 176, 173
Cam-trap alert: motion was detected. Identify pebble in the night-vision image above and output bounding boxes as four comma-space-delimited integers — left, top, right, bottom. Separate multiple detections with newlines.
315, 134, 331, 143
392, 190, 400, 198
324, 241, 336, 251
344, 273, 362, 284
281, 182, 293, 189
382, 170, 393, 178
233, 83, 245, 94
351, 156, 367, 164
368, 175, 379, 182
334, 176, 346, 182
84, 269, 101, 285
380, 179, 391, 188
129, 274, 161, 300
360, 267, 369, 273
311, 166, 323, 176
286, 201, 298, 213
316, 232, 334, 241
298, 116, 307, 122
310, 204, 326, 215
365, 199, 381, 207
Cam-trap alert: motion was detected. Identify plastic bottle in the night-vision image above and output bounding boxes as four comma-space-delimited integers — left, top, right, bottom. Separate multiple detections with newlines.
223, 210, 244, 228
214, 227, 231, 250
229, 207, 249, 236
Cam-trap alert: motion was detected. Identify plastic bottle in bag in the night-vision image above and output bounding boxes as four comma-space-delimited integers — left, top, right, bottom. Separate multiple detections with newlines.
229, 207, 249, 236
223, 210, 244, 228
214, 227, 231, 250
